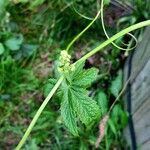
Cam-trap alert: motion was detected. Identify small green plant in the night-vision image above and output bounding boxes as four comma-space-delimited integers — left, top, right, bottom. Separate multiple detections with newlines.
15, 1, 150, 149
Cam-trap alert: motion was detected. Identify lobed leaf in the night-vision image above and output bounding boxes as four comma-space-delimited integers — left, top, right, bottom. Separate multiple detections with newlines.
70, 62, 85, 79
61, 89, 78, 136
47, 61, 100, 135
71, 88, 100, 126
73, 68, 98, 87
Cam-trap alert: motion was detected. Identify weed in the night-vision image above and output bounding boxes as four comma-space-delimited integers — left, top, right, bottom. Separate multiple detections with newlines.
0, 0, 150, 149
15, 1, 150, 149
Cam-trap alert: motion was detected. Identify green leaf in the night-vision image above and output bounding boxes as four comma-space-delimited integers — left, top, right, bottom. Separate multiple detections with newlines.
111, 104, 122, 126
112, 104, 121, 118
71, 62, 98, 87
71, 88, 100, 125
110, 70, 123, 97
61, 62, 100, 126
111, 104, 128, 129
61, 89, 78, 136
96, 91, 108, 115
120, 111, 128, 128
5, 34, 23, 51
0, 43, 5, 55
52, 61, 100, 135
43, 79, 57, 97
73, 68, 98, 87
71, 62, 85, 79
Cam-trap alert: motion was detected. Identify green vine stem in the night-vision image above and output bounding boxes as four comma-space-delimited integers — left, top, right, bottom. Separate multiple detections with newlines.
66, 9, 101, 51
16, 20, 150, 150
75, 20, 150, 64
100, 0, 138, 51
15, 76, 64, 150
